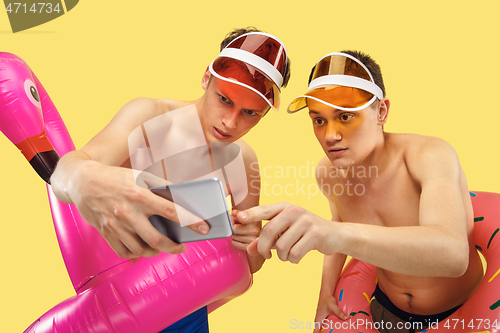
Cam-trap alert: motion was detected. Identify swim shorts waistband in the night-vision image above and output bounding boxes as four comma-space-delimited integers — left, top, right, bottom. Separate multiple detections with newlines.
372, 284, 462, 324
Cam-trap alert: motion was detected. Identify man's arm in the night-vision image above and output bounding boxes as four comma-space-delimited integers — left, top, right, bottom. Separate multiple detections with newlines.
313, 211, 349, 332
313, 160, 349, 332
336, 137, 469, 277
230, 139, 265, 274
51, 98, 209, 258
239, 138, 469, 278
313, 253, 348, 333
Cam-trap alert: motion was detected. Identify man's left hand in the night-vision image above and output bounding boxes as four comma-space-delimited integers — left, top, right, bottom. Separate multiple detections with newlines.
235, 203, 340, 263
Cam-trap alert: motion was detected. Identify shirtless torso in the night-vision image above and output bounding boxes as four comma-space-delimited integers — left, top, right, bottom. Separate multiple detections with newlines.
120, 98, 251, 201
318, 132, 483, 315
52, 79, 267, 270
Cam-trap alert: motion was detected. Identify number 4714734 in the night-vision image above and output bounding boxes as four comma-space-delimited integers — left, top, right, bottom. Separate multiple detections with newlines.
441, 319, 498, 330
5, 2, 61, 14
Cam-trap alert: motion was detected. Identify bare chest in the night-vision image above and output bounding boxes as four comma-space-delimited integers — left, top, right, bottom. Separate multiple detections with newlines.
333, 164, 421, 227
125, 143, 243, 199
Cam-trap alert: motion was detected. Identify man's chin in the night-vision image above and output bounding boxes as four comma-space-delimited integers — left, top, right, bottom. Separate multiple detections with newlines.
326, 156, 355, 169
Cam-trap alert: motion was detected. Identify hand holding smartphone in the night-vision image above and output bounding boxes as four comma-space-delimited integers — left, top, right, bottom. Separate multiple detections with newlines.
149, 178, 233, 243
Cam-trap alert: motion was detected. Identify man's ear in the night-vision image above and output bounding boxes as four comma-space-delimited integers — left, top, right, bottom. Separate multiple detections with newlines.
376, 98, 390, 125
201, 67, 210, 91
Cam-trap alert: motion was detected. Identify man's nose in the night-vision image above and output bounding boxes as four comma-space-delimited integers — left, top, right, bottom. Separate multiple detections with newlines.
325, 123, 342, 142
222, 109, 239, 129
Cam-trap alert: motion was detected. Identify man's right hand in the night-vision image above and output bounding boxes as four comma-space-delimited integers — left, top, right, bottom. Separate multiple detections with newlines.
61, 160, 209, 258
313, 294, 349, 333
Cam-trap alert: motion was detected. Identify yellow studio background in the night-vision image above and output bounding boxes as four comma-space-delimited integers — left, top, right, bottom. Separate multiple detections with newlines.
1, 0, 499, 331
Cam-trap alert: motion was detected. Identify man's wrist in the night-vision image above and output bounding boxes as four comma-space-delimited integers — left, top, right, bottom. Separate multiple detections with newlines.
54, 156, 96, 203
248, 252, 265, 274
328, 221, 351, 256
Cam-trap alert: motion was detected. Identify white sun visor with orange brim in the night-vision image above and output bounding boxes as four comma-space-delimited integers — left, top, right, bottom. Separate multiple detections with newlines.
287, 52, 383, 113
209, 32, 288, 110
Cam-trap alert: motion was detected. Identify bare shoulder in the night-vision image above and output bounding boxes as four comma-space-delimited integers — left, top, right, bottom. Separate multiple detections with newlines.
103, 97, 193, 138
81, 97, 190, 165
234, 139, 259, 177
400, 133, 458, 166
117, 97, 188, 125
394, 133, 460, 182
235, 139, 258, 164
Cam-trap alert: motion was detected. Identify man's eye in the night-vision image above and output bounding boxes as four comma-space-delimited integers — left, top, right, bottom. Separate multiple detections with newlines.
314, 118, 325, 125
340, 113, 353, 121
245, 110, 257, 116
219, 95, 230, 104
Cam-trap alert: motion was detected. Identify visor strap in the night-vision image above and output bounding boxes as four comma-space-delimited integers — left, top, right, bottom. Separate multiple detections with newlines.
309, 75, 383, 100
218, 48, 284, 88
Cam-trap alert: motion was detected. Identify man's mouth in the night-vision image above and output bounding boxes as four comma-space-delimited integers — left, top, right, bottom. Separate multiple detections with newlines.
213, 127, 232, 139
328, 148, 347, 156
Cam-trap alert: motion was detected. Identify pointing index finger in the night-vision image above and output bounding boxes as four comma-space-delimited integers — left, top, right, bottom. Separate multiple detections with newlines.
237, 202, 291, 224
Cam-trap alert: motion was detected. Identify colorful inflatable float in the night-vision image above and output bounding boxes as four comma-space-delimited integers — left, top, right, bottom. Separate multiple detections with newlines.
320, 195, 500, 333
0, 52, 252, 332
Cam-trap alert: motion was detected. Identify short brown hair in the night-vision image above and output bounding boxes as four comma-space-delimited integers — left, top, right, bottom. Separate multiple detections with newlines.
219, 27, 291, 88
308, 50, 385, 97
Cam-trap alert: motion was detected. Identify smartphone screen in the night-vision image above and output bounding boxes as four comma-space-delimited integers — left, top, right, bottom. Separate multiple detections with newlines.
149, 178, 233, 243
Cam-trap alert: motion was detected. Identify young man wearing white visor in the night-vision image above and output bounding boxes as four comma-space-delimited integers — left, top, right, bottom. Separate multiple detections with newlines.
233, 51, 482, 333
50, 27, 291, 332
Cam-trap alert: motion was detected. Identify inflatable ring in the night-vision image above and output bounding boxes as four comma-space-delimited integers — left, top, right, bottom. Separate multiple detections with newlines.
0, 52, 252, 333
321, 191, 500, 333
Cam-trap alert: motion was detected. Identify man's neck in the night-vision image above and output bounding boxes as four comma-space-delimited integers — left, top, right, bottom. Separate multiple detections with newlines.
335, 131, 391, 186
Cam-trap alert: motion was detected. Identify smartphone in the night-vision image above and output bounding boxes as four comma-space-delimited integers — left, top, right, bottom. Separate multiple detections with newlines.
149, 178, 233, 243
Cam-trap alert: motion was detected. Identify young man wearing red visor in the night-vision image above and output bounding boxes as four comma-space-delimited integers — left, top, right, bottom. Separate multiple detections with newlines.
50, 27, 291, 332
234, 51, 482, 333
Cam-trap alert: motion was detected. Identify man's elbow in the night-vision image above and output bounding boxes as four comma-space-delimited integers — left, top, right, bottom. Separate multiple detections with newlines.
446, 243, 469, 278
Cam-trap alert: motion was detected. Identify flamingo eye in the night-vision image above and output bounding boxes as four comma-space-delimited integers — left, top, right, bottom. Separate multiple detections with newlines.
30, 86, 39, 102
24, 79, 41, 109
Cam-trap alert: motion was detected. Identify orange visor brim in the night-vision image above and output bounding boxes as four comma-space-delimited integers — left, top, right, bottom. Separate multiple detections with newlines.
288, 85, 376, 113
288, 52, 382, 113
210, 57, 280, 109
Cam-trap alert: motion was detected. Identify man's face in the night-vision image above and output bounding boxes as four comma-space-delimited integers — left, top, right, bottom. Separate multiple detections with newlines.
199, 74, 270, 142
307, 89, 381, 168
